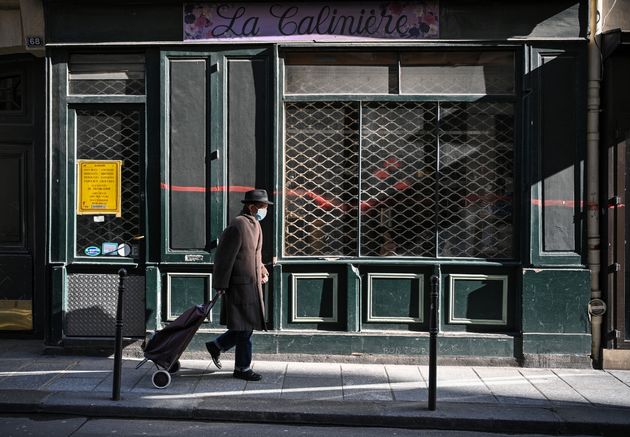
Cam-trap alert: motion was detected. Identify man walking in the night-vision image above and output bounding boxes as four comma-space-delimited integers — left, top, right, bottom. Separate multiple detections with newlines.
206, 189, 272, 381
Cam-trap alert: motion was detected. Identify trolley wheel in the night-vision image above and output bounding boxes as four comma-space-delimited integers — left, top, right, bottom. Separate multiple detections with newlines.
152, 370, 171, 389
168, 360, 181, 374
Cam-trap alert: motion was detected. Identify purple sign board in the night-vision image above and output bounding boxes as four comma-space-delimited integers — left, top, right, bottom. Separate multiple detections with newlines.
184, 2, 439, 41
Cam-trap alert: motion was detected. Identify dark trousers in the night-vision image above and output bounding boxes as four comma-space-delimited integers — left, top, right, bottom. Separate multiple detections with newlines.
214, 330, 253, 370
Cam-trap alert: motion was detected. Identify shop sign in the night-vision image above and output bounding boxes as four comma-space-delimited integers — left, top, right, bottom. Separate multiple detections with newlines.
184, 2, 439, 41
77, 160, 122, 217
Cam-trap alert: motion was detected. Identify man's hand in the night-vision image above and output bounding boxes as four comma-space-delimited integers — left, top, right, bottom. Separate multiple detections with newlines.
261, 272, 269, 284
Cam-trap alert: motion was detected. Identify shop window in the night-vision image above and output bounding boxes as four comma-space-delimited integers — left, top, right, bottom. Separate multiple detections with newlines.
283, 51, 515, 259
69, 54, 145, 95
0, 75, 22, 111
74, 109, 142, 257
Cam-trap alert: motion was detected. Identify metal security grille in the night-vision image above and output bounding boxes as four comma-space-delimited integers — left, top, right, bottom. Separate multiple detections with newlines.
284, 102, 359, 256
70, 79, 145, 96
438, 102, 514, 258
361, 102, 437, 256
75, 109, 142, 257
284, 101, 514, 259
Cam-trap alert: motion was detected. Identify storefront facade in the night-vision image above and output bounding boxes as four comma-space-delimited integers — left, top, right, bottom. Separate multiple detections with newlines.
43, 1, 592, 364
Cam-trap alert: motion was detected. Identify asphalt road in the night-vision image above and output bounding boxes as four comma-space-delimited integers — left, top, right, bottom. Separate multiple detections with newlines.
0, 414, 597, 437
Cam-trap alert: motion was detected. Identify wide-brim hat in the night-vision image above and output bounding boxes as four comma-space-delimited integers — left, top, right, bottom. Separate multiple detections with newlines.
241, 189, 274, 205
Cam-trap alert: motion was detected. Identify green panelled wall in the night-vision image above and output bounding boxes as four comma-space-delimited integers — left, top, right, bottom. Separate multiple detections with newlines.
44, 1, 594, 363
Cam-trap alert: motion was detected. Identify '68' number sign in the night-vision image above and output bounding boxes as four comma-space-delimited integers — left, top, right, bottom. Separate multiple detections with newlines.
26, 36, 44, 48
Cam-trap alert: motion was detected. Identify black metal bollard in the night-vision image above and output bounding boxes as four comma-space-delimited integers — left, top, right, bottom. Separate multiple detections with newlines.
428, 266, 440, 411
112, 268, 127, 401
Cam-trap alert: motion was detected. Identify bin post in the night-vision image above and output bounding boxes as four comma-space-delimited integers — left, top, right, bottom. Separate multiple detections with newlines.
428, 265, 440, 411
112, 268, 127, 401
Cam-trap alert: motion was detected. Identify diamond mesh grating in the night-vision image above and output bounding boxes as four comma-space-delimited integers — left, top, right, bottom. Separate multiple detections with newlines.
284, 102, 359, 256
438, 102, 514, 258
75, 109, 142, 257
361, 102, 437, 256
70, 79, 145, 96
283, 101, 515, 259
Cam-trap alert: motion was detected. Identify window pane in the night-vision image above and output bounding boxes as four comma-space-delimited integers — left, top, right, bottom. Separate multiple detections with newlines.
437, 102, 514, 258
285, 52, 397, 94
361, 102, 437, 256
69, 54, 145, 95
284, 102, 359, 256
401, 52, 514, 95
75, 109, 141, 257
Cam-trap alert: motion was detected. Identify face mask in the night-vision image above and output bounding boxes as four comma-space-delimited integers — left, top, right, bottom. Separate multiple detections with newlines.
255, 207, 268, 221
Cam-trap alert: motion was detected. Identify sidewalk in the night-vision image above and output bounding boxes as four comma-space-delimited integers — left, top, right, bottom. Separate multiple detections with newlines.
0, 340, 629, 436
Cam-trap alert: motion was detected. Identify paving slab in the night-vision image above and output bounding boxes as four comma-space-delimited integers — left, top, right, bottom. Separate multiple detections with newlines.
385, 365, 425, 402
608, 369, 630, 385
554, 368, 630, 408
341, 363, 393, 401
421, 366, 496, 404
282, 376, 343, 400
519, 368, 587, 406
474, 367, 550, 406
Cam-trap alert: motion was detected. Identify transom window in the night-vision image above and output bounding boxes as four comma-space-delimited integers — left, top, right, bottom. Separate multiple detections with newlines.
283, 51, 516, 259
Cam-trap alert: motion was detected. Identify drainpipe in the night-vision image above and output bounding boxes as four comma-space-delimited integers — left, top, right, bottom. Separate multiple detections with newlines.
587, 0, 603, 367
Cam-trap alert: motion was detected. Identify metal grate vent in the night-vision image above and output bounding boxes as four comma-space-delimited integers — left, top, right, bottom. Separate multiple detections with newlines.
66, 273, 145, 337
75, 109, 142, 257
284, 101, 514, 259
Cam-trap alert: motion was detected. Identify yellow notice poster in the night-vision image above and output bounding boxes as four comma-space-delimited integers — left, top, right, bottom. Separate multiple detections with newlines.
77, 160, 122, 217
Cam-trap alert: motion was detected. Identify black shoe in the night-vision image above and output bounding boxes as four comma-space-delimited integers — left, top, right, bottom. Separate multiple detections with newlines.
205, 342, 222, 369
233, 369, 262, 381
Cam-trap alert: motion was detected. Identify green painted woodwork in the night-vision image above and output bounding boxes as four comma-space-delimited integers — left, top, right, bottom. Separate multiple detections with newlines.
346, 265, 360, 332
528, 44, 587, 267
50, 53, 68, 264
367, 274, 423, 322
291, 273, 337, 321
193, 331, 516, 357
145, 266, 160, 331
282, 267, 346, 330
522, 268, 590, 335
49, 266, 66, 343
522, 333, 591, 354
449, 275, 507, 325
160, 51, 216, 264
166, 273, 210, 321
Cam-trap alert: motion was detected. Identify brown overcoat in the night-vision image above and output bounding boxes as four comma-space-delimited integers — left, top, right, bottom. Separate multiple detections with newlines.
213, 210, 267, 331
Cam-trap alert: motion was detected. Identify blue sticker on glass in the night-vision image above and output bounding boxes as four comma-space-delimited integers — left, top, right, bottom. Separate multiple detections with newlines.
84, 246, 101, 256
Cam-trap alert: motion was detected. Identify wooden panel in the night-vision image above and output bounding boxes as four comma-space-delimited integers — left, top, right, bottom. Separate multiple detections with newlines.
0, 151, 25, 249
367, 273, 423, 322
227, 58, 269, 222
448, 274, 507, 325
540, 53, 577, 252
166, 273, 211, 321
168, 58, 207, 250
291, 273, 338, 322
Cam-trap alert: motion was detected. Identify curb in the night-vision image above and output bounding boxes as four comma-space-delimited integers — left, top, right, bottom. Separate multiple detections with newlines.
1, 390, 629, 436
